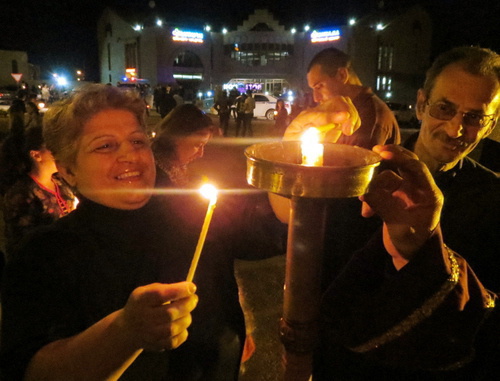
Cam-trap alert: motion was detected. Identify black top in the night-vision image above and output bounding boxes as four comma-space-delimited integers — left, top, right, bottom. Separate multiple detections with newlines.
316, 230, 498, 380
1, 193, 286, 380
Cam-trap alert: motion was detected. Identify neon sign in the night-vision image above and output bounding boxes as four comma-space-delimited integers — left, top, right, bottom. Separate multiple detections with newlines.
172, 28, 203, 43
310, 29, 341, 43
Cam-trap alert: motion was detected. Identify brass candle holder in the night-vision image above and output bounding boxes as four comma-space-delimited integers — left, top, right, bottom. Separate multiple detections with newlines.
246, 141, 381, 380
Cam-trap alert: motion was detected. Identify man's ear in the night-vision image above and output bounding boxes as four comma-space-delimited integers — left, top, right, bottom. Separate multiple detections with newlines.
335, 67, 349, 84
482, 120, 496, 139
57, 163, 77, 187
415, 89, 427, 121
29, 150, 42, 162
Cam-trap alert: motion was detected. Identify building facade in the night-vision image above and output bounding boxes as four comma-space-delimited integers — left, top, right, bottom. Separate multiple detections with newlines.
0, 49, 41, 89
98, 5, 431, 104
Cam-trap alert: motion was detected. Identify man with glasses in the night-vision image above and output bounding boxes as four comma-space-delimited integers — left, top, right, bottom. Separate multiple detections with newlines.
407, 46, 500, 292
314, 46, 500, 379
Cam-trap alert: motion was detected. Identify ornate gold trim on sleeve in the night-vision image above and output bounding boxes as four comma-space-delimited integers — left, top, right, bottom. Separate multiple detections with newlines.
349, 245, 460, 353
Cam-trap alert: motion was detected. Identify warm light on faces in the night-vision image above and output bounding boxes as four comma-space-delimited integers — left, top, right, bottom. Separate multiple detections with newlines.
174, 128, 212, 166
416, 65, 499, 171
59, 109, 156, 210
307, 64, 341, 104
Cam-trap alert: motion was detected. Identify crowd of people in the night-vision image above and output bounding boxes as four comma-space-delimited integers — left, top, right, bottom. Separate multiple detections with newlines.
0, 44, 498, 380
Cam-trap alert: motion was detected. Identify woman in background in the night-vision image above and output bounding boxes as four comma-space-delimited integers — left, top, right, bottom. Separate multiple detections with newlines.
2, 125, 76, 258
274, 98, 289, 136
152, 103, 215, 187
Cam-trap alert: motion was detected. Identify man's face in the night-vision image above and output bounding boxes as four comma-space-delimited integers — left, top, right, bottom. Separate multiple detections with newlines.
416, 64, 499, 170
307, 64, 342, 104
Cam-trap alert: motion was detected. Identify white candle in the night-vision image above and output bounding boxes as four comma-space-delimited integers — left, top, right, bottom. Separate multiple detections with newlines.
301, 127, 324, 166
186, 184, 218, 282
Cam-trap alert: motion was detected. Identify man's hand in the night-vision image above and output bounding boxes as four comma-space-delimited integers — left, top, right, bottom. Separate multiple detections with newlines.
360, 145, 444, 268
117, 282, 198, 352
283, 96, 361, 142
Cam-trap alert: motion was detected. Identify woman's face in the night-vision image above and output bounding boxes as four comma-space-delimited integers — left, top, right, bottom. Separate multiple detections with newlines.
59, 109, 156, 210
174, 128, 212, 166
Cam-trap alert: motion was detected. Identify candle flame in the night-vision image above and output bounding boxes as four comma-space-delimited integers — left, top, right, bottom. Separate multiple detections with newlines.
301, 128, 324, 166
301, 127, 321, 145
199, 183, 218, 203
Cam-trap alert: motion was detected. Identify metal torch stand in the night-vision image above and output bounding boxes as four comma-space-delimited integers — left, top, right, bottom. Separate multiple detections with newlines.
280, 197, 327, 381
244, 142, 381, 381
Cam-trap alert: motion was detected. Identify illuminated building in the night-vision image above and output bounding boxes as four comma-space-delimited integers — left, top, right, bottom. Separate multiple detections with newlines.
97, 5, 431, 104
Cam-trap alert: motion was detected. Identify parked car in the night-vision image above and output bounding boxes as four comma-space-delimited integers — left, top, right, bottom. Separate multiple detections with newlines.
386, 102, 418, 127
0, 99, 12, 117
252, 93, 291, 120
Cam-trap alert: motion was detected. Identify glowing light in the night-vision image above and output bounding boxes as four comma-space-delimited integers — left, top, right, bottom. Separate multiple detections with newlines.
311, 29, 341, 43
304, 25, 310, 32
301, 128, 324, 166
291, 27, 296, 34
186, 184, 218, 282
376, 23, 384, 30
222, 27, 228, 34
172, 28, 203, 43
204, 25, 211, 32
133, 24, 142, 31
156, 19, 163, 27
206, 90, 213, 97
56, 76, 68, 87
349, 18, 356, 26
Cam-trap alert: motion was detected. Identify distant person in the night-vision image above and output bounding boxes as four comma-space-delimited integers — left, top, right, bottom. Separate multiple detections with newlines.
0, 100, 29, 196
24, 101, 42, 129
173, 90, 184, 107
153, 84, 162, 112
284, 47, 400, 147
234, 92, 247, 137
242, 90, 255, 137
214, 90, 231, 136
158, 86, 176, 118
228, 88, 240, 119
274, 99, 289, 136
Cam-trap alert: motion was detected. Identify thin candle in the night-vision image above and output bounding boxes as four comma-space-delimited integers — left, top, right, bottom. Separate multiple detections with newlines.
301, 127, 324, 166
186, 184, 218, 282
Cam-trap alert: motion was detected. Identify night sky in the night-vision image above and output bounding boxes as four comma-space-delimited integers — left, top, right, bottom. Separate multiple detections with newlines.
2, 0, 499, 82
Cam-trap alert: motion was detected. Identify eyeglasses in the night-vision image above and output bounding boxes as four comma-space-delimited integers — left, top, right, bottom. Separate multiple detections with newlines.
427, 101, 497, 129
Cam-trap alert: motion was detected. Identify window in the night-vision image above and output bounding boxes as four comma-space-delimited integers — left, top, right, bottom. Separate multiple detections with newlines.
11, 60, 18, 73
376, 75, 392, 91
223, 40, 293, 66
125, 43, 137, 69
377, 44, 393, 71
105, 23, 112, 37
173, 51, 203, 68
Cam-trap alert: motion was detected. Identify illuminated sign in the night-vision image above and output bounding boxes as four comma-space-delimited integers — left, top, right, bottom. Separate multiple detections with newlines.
172, 28, 203, 43
310, 29, 341, 43
173, 74, 203, 80
125, 68, 137, 80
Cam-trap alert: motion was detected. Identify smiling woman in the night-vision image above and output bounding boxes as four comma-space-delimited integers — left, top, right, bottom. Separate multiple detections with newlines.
0, 84, 199, 380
